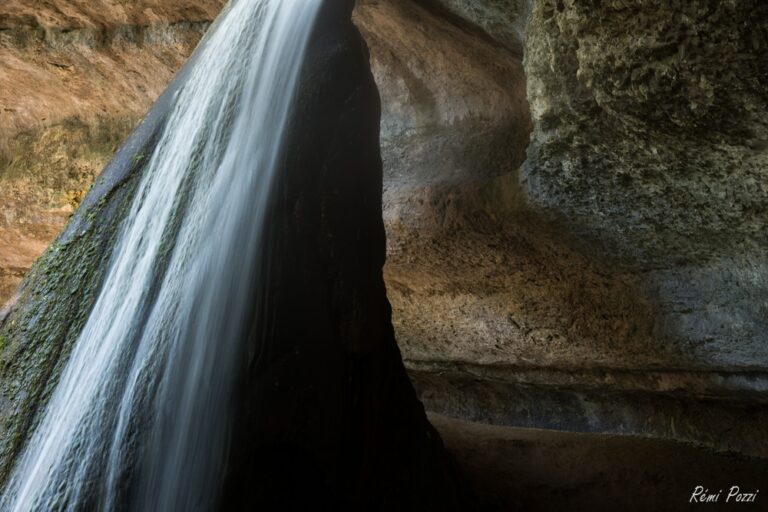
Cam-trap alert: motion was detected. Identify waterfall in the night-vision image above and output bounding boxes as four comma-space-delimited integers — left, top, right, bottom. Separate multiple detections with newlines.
1, 0, 322, 510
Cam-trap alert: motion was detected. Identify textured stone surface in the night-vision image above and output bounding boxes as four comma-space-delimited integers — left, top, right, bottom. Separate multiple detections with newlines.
0, 0, 225, 305
426, 0, 531, 47
355, 0, 768, 456
522, 0, 768, 368
1, 0, 767, 467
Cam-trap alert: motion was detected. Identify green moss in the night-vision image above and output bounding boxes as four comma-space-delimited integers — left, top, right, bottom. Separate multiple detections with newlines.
0, 163, 143, 486
132, 151, 148, 165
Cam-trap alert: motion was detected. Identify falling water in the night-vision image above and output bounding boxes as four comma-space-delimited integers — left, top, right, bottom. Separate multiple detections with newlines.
1, 0, 321, 510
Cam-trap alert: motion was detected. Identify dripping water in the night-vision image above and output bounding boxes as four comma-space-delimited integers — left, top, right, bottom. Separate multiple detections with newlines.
1, 0, 321, 509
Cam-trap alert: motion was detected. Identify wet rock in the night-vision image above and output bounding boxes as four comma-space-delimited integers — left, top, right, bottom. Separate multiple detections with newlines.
0, 0, 226, 306
0, 1, 468, 509
221, 1, 467, 508
355, 0, 768, 456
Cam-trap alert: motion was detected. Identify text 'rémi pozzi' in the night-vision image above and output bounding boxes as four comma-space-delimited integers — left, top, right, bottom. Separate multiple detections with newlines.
690, 486, 759, 504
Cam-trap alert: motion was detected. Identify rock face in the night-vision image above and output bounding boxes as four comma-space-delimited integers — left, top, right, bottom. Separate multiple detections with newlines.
354, 0, 768, 457
424, 0, 531, 48
221, 1, 465, 509
354, 0, 534, 367
510, 0, 768, 451
523, 0, 768, 364
1, 0, 767, 483
0, 0, 225, 304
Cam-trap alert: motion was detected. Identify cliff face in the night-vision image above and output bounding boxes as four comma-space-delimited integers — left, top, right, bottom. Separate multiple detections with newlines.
524, 0, 768, 362
355, 0, 768, 456
1, 0, 767, 469
507, 0, 768, 451
0, 0, 225, 303
0, 1, 229, 481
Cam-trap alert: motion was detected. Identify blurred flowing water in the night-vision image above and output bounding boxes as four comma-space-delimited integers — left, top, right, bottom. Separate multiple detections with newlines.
1, 0, 321, 509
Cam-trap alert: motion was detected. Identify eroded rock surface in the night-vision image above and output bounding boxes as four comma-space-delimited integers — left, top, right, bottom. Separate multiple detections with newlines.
0, 0, 225, 303
357, 0, 768, 456
524, 0, 768, 365
1, 0, 767, 464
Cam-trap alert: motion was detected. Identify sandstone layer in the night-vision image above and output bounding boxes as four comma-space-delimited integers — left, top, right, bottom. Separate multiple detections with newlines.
357, 0, 768, 456
0, 0, 225, 302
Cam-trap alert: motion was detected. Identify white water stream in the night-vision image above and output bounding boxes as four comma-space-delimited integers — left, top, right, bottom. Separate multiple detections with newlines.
1, 1, 321, 509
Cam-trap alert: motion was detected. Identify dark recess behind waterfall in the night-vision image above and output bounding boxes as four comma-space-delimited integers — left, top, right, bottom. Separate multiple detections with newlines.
0, 0, 470, 509
220, 1, 469, 509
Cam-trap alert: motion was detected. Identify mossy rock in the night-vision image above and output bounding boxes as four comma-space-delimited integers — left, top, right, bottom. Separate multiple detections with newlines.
0, 64, 192, 484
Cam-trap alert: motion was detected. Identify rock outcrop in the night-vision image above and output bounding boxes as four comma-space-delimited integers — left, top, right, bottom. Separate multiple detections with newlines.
221, 1, 465, 508
1, 0, 767, 482
355, 0, 768, 457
